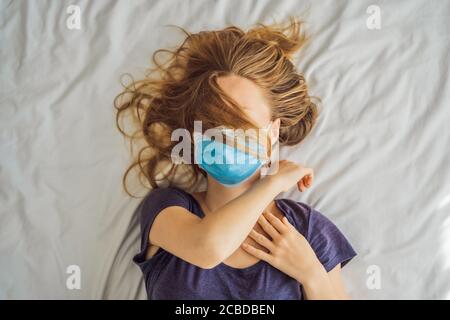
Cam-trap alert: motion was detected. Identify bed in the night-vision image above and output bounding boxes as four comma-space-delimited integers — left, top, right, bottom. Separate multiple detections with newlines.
0, 0, 449, 299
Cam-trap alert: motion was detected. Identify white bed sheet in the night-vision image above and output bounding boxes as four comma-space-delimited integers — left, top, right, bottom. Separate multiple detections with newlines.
1, 0, 449, 299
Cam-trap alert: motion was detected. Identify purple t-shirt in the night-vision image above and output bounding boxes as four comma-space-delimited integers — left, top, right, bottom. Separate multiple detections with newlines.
133, 187, 357, 300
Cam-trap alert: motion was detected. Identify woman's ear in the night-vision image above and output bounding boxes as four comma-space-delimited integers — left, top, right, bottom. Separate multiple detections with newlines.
271, 118, 281, 141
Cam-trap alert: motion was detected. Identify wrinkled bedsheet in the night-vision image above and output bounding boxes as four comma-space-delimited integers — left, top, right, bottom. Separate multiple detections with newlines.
1, 0, 449, 299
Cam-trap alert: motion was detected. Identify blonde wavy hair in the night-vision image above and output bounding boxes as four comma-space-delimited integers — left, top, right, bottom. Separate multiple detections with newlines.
114, 18, 320, 197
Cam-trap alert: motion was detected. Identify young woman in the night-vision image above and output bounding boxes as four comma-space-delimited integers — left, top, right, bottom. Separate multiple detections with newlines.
115, 19, 357, 300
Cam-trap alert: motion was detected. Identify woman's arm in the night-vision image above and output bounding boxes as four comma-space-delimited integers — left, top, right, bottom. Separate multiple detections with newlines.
241, 211, 351, 299
300, 266, 338, 300
301, 264, 350, 300
149, 160, 313, 269
327, 264, 351, 299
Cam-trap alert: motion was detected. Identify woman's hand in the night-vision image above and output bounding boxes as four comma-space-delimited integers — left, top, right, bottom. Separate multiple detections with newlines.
266, 160, 314, 193
241, 211, 327, 286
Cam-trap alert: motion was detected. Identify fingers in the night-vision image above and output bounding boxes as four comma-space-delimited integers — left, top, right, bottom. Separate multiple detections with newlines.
281, 215, 295, 230
248, 229, 275, 252
298, 180, 305, 192
298, 178, 308, 192
241, 243, 273, 264
257, 214, 280, 240
305, 171, 314, 186
298, 171, 314, 192
263, 211, 288, 234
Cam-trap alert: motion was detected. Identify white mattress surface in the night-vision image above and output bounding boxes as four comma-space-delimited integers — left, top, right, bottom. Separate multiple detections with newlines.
1, 0, 449, 299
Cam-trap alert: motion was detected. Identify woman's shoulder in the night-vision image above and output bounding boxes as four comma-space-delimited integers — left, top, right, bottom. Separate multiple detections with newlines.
275, 198, 312, 228
275, 198, 332, 238
147, 185, 191, 196
143, 186, 196, 204
276, 198, 357, 271
139, 186, 196, 219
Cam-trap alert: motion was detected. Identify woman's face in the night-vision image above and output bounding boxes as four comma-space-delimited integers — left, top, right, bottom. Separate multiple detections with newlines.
216, 74, 280, 142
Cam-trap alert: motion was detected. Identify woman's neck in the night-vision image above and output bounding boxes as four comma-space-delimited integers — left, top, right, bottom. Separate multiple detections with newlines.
202, 171, 268, 214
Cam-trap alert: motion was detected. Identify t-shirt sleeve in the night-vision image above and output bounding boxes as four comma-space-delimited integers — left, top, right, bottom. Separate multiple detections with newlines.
132, 187, 190, 271
306, 208, 357, 272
